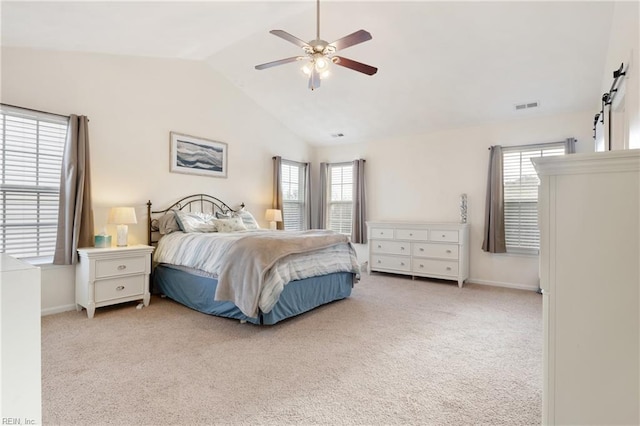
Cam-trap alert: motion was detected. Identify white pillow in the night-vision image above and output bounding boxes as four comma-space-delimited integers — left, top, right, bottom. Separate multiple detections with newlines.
174, 211, 217, 233
235, 209, 260, 229
212, 217, 248, 233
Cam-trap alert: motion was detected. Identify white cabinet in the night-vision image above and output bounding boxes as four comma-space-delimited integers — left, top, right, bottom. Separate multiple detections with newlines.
367, 221, 469, 287
0, 254, 41, 424
534, 149, 640, 425
76, 245, 154, 318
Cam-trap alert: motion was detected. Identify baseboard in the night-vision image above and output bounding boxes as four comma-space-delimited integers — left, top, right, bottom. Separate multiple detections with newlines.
468, 278, 539, 292
41, 304, 77, 316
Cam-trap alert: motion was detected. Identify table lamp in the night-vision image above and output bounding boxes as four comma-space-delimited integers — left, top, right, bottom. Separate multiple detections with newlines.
108, 207, 137, 246
265, 209, 282, 230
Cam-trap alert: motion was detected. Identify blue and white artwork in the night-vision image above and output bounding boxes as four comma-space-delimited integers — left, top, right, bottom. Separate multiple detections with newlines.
170, 132, 227, 178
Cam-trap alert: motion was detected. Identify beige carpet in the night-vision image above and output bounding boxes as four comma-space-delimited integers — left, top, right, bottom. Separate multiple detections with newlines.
41, 273, 542, 425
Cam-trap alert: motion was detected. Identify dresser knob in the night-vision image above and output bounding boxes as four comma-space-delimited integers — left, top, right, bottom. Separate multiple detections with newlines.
377, 260, 381, 264
117, 265, 127, 270
446, 250, 452, 253
409, 233, 413, 236
442, 234, 446, 238
419, 264, 424, 268
401, 246, 405, 250
116, 285, 125, 291
419, 248, 424, 252
400, 262, 405, 266
446, 267, 452, 271
377, 245, 382, 248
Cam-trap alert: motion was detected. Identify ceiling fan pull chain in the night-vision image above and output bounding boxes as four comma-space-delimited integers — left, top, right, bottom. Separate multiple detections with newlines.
316, 0, 320, 40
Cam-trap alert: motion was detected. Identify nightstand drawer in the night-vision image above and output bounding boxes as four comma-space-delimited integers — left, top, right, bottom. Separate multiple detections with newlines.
371, 255, 411, 272
429, 230, 459, 243
412, 258, 458, 276
95, 256, 146, 279
413, 243, 459, 259
371, 240, 410, 255
95, 275, 145, 302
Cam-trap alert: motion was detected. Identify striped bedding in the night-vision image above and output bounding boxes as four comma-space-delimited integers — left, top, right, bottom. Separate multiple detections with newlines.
153, 229, 360, 317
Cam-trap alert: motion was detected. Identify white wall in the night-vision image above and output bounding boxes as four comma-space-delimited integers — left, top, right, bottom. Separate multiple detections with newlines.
601, 1, 640, 149
1, 47, 312, 314
314, 111, 594, 290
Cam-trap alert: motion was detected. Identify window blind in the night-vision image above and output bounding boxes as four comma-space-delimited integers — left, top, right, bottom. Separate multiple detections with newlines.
281, 160, 306, 231
0, 106, 67, 259
503, 143, 566, 253
328, 163, 353, 235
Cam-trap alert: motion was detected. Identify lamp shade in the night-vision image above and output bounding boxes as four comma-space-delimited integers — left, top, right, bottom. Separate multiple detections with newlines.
108, 207, 137, 225
265, 209, 282, 222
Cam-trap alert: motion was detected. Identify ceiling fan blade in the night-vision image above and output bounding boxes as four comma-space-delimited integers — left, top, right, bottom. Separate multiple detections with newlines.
269, 30, 311, 49
327, 29, 372, 52
332, 56, 378, 76
255, 56, 303, 70
309, 68, 321, 91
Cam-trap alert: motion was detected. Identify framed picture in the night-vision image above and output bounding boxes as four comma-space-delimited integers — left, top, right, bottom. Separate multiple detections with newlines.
170, 132, 227, 178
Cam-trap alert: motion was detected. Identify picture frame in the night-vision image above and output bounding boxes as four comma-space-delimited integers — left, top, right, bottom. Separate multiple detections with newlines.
170, 132, 228, 178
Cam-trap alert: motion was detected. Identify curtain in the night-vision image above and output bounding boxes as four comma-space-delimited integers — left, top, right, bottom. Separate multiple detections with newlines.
303, 162, 312, 229
351, 159, 367, 243
272, 156, 284, 230
318, 162, 329, 229
54, 115, 94, 265
482, 145, 506, 253
565, 137, 577, 154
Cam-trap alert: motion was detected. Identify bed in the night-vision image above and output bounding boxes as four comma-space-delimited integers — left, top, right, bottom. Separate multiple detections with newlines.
147, 194, 360, 325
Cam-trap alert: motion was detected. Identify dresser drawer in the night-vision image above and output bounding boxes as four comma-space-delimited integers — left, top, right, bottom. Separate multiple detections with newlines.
413, 243, 459, 259
370, 228, 394, 239
371, 240, 410, 255
412, 258, 458, 277
395, 229, 428, 240
370, 255, 411, 272
429, 230, 459, 243
95, 275, 145, 303
95, 256, 146, 279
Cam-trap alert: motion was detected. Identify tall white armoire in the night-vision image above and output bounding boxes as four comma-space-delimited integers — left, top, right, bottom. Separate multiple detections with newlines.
533, 149, 639, 425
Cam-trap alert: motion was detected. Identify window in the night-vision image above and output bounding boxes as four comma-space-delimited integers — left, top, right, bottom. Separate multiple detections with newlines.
0, 106, 67, 260
281, 160, 307, 231
502, 143, 567, 253
327, 163, 353, 235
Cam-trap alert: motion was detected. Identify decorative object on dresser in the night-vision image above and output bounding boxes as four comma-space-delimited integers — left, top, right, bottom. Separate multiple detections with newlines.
265, 209, 283, 230
76, 245, 154, 318
533, 149, 639, 425
169, 132, 228, 178
459, 193, 468, 224
108, 207, 137, 246
367, 221, 469, 287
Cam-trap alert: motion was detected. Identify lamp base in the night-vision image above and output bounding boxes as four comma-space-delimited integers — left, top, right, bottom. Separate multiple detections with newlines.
116, 224, 129, 246
269, 221, 277, 230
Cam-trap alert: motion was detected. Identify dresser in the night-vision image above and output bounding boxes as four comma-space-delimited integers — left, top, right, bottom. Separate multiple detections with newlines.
533, 149, 639, 425
367, 221, 469, 287
0, 255, 41, 423
76, 245, 154, 318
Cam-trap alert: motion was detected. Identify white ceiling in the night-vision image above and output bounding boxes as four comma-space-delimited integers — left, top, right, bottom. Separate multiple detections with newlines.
1, 1, 615, 146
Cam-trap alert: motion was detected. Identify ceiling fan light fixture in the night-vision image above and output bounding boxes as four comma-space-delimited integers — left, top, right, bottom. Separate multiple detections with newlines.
301, 64, 312, 75
315, 56, 329, 72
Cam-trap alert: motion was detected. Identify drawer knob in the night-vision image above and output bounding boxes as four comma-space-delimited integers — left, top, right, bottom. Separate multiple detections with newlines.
409, 233, 413, 236
377, 245, 382, 248
117, 265, 127, 270
442, 234, 446, 238
377, 260, 381, 264
116, 285, 125, 291
401, 246, 405, 250
446, 267, 451, 271
400, 262, 405, 266
446, 250, 452, 253
419, 264, 424, 268
419, 248, 424, 252
380, 232, 384, 235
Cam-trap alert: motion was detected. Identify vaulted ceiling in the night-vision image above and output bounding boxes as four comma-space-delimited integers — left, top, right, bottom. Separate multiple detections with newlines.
1, 1, 615, 145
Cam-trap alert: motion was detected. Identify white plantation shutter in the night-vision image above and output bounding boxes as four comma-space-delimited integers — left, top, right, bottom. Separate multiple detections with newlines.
0, 106, 67, 259
503, 143, 566, 253
328, 163, 353, 235
281, 160, 306, 230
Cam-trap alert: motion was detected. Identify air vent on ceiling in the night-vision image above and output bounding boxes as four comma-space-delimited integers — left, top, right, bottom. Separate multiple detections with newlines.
331, 133, 345, 138
515, 101, 539, 111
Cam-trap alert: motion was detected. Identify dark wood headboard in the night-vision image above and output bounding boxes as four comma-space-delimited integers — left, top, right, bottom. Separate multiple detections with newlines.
147, 194, 243, 246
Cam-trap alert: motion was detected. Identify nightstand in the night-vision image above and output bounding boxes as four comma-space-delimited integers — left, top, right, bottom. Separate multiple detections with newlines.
76, 245, 154, 318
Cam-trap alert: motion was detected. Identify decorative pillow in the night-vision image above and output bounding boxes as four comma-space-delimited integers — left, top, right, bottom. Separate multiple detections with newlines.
235, 209, 260, 229
158, 210, 181, 235
212, 217, 248, 233
215, 210, 232, 219
174, 210, 217, 233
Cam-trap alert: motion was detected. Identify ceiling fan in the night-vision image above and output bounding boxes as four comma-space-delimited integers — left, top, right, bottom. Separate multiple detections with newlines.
254, 0, 378, 91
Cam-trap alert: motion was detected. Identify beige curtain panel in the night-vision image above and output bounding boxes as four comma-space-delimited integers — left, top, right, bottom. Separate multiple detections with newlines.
54, 115, 95, 265
272, 156, 284, 230
482, 145, 507, 253
351, 159, 367, 244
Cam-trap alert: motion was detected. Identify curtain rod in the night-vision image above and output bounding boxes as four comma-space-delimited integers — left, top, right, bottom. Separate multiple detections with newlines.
488, 138, 576, 150
1, 103, 69, 119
